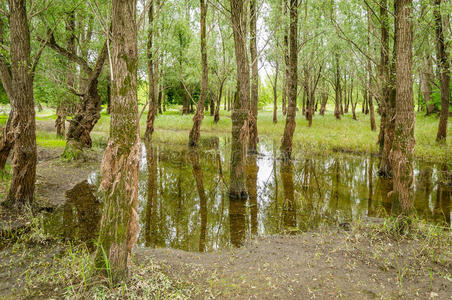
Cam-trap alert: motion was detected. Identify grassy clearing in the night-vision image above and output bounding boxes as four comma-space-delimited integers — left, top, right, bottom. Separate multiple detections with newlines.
1, 105, 451, 162
146, 106, 450, 163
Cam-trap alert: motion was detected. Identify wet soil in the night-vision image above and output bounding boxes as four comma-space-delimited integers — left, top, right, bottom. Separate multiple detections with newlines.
137, 225, 452, 299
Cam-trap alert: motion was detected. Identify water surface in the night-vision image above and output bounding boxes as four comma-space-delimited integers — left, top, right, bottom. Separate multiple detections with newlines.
44, 137, 451, 251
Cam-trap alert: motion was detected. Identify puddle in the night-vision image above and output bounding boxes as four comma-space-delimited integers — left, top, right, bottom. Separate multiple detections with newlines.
44, 137, 451, 252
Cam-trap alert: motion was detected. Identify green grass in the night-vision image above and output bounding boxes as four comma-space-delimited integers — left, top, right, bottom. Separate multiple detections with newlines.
1, 105, 451, 163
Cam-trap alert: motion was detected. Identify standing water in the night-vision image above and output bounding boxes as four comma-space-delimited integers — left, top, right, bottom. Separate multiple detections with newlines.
44, 137, 451, 251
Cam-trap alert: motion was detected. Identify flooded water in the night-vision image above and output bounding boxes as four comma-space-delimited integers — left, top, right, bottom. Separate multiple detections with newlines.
44, 137, 451, 252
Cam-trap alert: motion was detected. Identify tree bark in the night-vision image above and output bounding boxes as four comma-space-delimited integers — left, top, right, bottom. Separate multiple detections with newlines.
1, 0, 37, 209
95, 0, 141, 282
229, 0, 250, 199
282, 0, 289, 116
189, 0, 208, 147
434, 0, 450, 142
273, 61, 279, 123
280, 0, 298, 159
248, 0, 259, 153
378, 0, 396, 178
145, 0, 158, 138
214, 79, 225, 123
390, 0, 414, 214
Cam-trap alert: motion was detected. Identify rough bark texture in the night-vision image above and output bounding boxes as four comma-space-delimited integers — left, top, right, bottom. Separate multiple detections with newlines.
378, 0, 396, 178
0, 15, 13, 171
390, 0, 414, 214
214, 79, 225, 123
189, 0, 208, 147
367, 8, 376, 131
273, 61, 279, 123
95, 0, 141, 282
420, 54, 435, 115
282, 0, 289, 116
319, 90, 327, 116
434, 0, 450, 142
55, 104, 66, 137
280, 0, 298, 159
0, 0, 37, 209
248, 0, 259, 153
145, 0, 158, 138
229, 0, 250, 199
334, 55, 341, 120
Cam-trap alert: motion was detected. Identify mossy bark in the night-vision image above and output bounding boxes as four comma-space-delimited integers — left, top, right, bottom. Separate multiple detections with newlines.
248, 0, 259, 153
189, 0, 208, 147
434, 0, 450, 142
229, 0, 250, 199
1, 0, 37, 210
280, 0, 298, 159
95, 0, 141, 282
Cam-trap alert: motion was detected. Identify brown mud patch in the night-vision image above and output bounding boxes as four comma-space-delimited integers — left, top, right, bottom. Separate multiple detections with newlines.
136, 224, 452, 299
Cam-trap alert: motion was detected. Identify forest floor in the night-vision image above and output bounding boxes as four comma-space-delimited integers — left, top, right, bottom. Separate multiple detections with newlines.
0, 108, 451, 299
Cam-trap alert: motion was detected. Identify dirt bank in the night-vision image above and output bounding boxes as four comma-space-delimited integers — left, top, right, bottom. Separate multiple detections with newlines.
137, 223, 451, 299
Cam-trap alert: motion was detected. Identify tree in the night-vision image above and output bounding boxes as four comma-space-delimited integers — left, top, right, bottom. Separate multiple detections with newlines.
434, 0, 450, 142
189, 0, 208, 147
0, 0, 38, 209
390, 0, 414, 214
248, 0, 259, 153
229, 0, 250, 199
95, 0, 140, 282
280, 0, 298, 159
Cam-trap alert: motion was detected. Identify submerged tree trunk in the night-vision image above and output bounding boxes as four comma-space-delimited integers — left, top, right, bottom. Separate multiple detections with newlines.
434, 0, 450, 142
390, 0, 414, 214
95, 0, 141, 282
1, 0, 37, 209
189, 0, 208, 147
229, 0, 250, 199
248, 0, 259, 153
280, 0, 298, 159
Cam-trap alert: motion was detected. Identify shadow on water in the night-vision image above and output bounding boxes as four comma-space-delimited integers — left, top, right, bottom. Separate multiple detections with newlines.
44, 137, 451, 252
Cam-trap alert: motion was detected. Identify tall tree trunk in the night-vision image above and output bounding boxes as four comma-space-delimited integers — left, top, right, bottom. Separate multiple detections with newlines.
145, 0, 157, 138
273, 61, 279, 123
248, 0, 259, 153
334, 56, 341, 119
229, 0, 250, 199
378, 0, 396, 177
420, 52, 435, 114
280, 0, 298, 159
0, 15, 14, 172
1, 0, 37, 209
189, 0, 208, 147
319, 90, 327, 116
434, 0, 450, 142
282, 0, 289, 116
391, 0, 414, 214
367, 8, 376, 131
95, 0, 141, 282
214, 79, 225, 123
